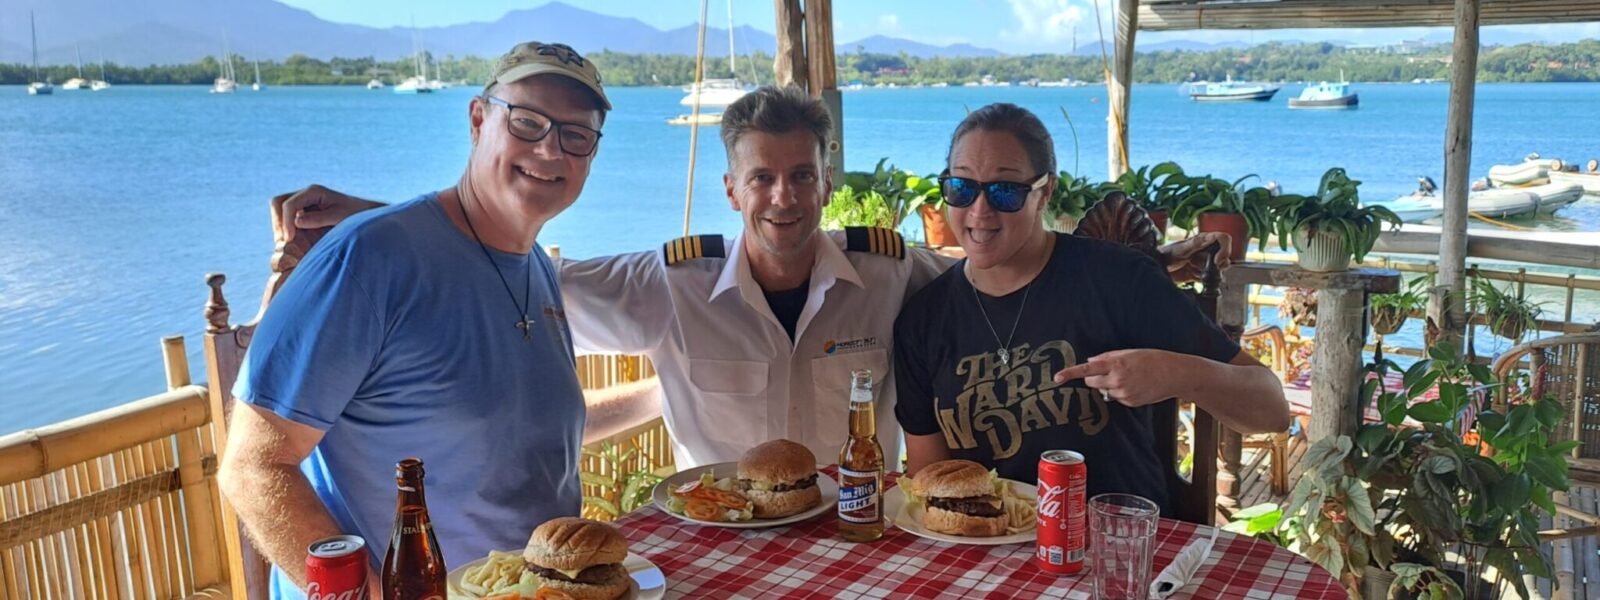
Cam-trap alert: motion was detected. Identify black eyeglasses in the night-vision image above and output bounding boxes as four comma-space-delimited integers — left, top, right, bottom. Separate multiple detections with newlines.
938, 171, 1049, 213
482, 96, 603, 157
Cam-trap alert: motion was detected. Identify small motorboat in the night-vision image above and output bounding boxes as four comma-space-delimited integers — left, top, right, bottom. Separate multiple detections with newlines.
1370, 198, 1441, 223
1486, 153, 1560, 187
1288, 73, 1358, 109
667, 113, 723, 126
1526, 182, 1584, 214
1404, 176, 1579, 219
1548, 159, 1600, 195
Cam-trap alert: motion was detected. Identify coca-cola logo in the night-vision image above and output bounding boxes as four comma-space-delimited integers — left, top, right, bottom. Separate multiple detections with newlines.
1038, 482, 1066, 521
305, 582, 362, 600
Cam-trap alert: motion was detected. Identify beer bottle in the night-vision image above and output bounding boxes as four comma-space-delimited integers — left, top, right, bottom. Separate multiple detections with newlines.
381, 458, 447, 600
838, 369, 885, 542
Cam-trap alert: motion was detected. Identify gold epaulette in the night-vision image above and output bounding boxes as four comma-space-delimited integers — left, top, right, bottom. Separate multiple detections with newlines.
662, 234, 727, 266
844, 227, 905, 260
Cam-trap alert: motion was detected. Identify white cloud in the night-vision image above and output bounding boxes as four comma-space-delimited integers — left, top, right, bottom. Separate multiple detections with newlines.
1003, 0, 1088, 46
876, 14, 902, 35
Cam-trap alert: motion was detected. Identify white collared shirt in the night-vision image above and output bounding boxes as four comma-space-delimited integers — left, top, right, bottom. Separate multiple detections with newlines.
557, 231, 952, 469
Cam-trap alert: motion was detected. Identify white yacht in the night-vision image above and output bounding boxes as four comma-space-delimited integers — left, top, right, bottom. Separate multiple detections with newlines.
251, 61, 264, 91
62, 45, 88, 90
394, 26, 433, 95
678, 1, 751, 108
89, 51, 110, 91
366, 78, 385, 90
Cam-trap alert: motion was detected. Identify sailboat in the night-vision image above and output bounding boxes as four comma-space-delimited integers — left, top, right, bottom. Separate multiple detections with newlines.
27, 11, 53, 96
678, 1, 752, 109
366, 76, 385, 90
210, 31, 237, 94
62, 45, 88, 90
252, 60, 264, 91
394, 24, 433, 94
89, 50, 111, 91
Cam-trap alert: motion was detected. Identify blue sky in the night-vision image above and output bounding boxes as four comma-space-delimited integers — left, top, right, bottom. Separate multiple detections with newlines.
278, 0, 1600, 53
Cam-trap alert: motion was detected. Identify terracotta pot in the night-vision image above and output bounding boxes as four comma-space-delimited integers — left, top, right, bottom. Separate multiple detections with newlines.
1197, 212, 1249, 261
1292, 226, 1352, 272
1148, 209, 1169, 242
920, 205, 959, 247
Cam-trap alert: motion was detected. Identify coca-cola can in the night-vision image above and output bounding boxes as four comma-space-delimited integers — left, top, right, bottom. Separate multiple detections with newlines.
306, 534, 368, 600
1037, 450, 1087, 575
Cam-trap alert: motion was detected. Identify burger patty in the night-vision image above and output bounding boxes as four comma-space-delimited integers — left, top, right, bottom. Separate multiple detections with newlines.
928, 495, 1005, 517
527, 562, 624, 585
739, 473, 819, 493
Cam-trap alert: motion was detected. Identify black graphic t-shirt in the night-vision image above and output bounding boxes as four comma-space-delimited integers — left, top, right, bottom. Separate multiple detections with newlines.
893, 234, 1240, 514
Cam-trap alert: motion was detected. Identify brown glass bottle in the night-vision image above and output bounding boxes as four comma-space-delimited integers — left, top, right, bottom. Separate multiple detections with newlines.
381, 458, 447, 600
838, 369, 885, 542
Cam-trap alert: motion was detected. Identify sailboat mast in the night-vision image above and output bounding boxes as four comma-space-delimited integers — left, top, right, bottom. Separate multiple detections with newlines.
30, 11, 40, 81
725, 0, 736, 77
75, 45, 83, 78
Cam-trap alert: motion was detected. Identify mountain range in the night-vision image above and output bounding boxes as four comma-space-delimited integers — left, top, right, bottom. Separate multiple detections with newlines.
2, 0, 1569, 67
0, 0, 1006, 66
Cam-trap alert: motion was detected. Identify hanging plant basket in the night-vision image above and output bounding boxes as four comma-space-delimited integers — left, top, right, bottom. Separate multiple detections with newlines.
1373, 304, 1408, 335
1281, 287, 1318, 328
1488, 310, 1529, 341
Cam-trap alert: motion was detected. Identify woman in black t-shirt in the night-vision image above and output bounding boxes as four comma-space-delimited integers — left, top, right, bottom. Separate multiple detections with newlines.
893, 104, 1291, 511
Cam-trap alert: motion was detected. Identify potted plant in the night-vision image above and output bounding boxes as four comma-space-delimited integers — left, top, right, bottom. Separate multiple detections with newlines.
1045, 172, 1099, 233
827, 159, 943, 241
1281, 343, 1570, 600
1371, 275, 1432, 336
1270, 167, 1402, 272
1098, 162, 1182, 240
905, 172, 954, 246
1170, 174, 1273, 261
1469, 279, 1543, 341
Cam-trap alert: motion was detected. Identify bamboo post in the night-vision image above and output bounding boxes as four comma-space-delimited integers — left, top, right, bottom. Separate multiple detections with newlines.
1107, 0, 1137, 180
1310, 289, 1367, 441
773, 0, 808, 89
803, 0, 843, 174
1431, 0, 1481, 356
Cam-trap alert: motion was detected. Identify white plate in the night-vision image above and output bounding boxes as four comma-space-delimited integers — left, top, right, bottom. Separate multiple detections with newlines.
651, 462, 836, 528
447, 550, 664, 600
884, 480, 1038, 546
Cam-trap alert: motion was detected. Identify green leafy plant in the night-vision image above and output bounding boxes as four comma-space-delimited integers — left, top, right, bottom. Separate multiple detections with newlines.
580, 440, 669, 520
1148, 161, 1201, 214
1222, 503, 1297, 548
1283, 342, 1570, 599
1047, 171, 1100, 223
1270, 167, 1402, 263
1468, 278, 1543, 341
1170, 174, 1276, 251
826, 158, 941, 231
1372, 274, 1433, 335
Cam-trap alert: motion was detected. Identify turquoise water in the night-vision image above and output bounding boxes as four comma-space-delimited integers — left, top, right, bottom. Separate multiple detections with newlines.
2, 83, 1598, 432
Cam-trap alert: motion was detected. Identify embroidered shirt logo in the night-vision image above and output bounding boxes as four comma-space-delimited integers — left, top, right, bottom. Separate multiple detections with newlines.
824, 337, 878, 354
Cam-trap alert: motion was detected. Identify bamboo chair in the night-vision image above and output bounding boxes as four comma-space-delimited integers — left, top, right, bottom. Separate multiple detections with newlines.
1076, 192, 1231, 525
0, 339, 233, 599
1490, 333, 1600, 595
199, 221, 325, 599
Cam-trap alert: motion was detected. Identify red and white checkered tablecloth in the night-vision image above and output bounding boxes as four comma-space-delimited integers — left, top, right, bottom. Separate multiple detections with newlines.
614, 467, 1345, 599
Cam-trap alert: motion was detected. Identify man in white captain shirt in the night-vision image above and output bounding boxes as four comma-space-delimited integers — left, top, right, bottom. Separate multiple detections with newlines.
269, 85, 1227, 469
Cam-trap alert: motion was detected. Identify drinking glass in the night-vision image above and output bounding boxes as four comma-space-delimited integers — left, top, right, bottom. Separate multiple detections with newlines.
1090, 493, 1159, 600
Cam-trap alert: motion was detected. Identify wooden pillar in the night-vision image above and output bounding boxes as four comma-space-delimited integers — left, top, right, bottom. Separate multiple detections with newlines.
1310, 289, 1368, 441
803, 0, 844, 174
1107, 0, 1137, 180
1215, 271, 1250, 513
1431, 0, 1481, 355
773, 0, 808, 89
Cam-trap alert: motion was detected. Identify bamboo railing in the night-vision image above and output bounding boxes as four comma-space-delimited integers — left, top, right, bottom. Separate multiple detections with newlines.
0, 338, 230, 600
573, 354, 674, 522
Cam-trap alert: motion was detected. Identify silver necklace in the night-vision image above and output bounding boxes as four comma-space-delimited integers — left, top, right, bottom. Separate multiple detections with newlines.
969, 274, 1032, 368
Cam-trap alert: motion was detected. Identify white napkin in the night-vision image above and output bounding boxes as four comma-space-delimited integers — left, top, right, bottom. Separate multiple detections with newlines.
1149, 526, 1218, 599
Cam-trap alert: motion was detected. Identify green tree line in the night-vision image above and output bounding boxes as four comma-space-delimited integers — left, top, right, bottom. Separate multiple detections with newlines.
3, 40, 1597, 86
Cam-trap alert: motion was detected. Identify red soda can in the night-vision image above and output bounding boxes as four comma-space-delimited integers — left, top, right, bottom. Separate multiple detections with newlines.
306, 535, 368, 600
1037, 450, 1087, 575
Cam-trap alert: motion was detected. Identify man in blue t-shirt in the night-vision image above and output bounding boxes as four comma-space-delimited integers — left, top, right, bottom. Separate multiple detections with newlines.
217, 42, 657, 600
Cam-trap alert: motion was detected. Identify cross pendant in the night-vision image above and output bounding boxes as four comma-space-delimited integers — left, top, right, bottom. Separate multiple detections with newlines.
997, 347, 1011, 368
514, 315, 534, 341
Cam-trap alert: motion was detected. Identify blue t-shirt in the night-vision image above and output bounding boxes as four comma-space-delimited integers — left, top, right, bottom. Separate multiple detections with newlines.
232, 194, 585, 599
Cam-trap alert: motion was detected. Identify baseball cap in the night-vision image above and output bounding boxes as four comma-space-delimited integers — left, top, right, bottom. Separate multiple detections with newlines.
487, 41, 611, 110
